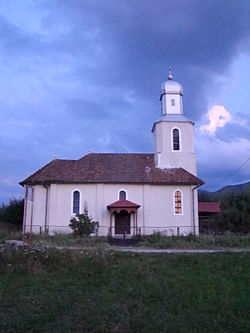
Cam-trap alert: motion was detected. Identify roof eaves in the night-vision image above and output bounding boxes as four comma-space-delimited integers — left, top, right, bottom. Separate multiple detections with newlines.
19, 160, 55, 186
19, 159, 75, 186
20, 179, 204, 186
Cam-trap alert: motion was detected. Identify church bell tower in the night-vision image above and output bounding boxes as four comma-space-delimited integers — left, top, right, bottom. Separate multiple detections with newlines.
152, 69, 197, 175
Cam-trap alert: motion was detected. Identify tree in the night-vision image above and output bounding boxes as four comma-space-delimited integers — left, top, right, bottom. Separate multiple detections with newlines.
69, 203, 99, 236
219, 191, 250, 233
0, 198, 24, 228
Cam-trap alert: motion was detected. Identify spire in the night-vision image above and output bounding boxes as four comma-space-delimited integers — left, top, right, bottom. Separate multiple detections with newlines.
168, 67, 173, 80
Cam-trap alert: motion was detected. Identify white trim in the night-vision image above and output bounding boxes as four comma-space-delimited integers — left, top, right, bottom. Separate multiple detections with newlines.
118, 188, 128, 200
71, 189, 82, 215
173, 189, 184, 216
171, 127, 182, 152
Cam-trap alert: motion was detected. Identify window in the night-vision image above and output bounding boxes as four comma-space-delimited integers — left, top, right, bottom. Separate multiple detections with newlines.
119, 190, 126, 200
73, 190, 80, 214
174, 190, 182, 214
173, 128, 180, 151
171, 99, 175, 106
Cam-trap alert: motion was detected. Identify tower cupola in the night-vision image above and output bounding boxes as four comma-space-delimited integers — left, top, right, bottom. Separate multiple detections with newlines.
160, 69, 183, 115
152, 70, 197, 175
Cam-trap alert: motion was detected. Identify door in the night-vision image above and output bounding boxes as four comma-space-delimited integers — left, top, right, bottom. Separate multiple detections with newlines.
115, 210, 131, 234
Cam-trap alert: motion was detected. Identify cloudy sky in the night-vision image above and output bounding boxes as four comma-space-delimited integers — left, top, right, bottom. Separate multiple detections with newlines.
0, 0, 250, 203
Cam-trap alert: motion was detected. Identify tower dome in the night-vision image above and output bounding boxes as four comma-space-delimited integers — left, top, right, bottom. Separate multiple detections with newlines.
160, 69, 183, 99
160, 69, 183, 115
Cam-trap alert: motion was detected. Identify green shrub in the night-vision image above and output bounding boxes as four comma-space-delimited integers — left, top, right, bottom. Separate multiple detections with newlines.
143, 232, 162, 244
69, 205, 99, 236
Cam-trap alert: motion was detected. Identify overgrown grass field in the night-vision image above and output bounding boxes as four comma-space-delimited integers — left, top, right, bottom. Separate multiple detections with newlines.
140, 232, 250, 249
0, 247, 249, 332
2, 231, 250, 249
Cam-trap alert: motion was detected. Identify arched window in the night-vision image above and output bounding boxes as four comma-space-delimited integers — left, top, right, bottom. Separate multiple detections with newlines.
119, 190, 126, 200
173, 128, 180, 151
73, 190, 80, 214
174, 190, 182, 214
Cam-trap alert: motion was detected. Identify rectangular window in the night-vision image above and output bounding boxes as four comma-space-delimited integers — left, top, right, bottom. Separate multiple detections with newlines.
173, 128, 180, 151
175, 191, 182, 214
171, 99, 175, 106
73, 191, 80, 214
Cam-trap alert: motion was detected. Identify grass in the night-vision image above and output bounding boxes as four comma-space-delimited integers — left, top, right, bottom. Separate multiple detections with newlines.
0, 246, 250, 332
32, 233, 109, 248
0, 224, 22, 242
0, 230, 109, 249
140, 232, 250, 249
1, 229, 250, 251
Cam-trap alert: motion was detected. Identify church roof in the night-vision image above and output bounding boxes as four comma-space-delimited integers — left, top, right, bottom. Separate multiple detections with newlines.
20, 153, 204, 186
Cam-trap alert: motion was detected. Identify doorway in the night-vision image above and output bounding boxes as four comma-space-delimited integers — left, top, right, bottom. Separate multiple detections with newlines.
115, 210, 131, 234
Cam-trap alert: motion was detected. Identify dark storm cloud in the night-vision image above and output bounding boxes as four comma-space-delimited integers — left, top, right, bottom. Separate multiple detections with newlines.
0, 0, 250, 201
38, 0, 250, 120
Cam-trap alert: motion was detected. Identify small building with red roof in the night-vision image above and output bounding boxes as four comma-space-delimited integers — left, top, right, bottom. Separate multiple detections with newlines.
198, 202, 221, 233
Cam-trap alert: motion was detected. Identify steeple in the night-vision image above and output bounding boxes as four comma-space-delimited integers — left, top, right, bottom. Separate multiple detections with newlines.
152, 73, 197, 175
160, 69, 183, 116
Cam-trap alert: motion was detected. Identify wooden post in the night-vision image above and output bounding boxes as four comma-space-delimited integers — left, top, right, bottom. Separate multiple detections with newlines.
29, 188, 34, 246
22, 185, 28, 247
110, 210, 112, 238
135, 211, 138, 236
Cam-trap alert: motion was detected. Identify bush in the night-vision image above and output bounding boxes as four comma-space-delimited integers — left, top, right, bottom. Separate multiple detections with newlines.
69, 205, 99, 236
143, 232, 162, 244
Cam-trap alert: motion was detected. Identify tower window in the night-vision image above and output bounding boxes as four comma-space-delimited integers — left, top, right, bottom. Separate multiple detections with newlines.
171, 99, 175, 106
119, 190, 126, 200
174, 190, 182, 214
173, 128, 180, 151
73, 190, 80, 214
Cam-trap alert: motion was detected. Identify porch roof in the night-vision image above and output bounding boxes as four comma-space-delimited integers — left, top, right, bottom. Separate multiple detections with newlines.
107, 199, 140, 210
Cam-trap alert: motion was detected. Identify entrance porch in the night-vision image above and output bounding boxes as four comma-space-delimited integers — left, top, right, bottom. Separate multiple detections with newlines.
107, 199, 140, 239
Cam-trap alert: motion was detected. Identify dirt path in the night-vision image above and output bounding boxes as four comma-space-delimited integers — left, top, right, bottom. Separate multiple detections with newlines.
48, 245, 250, 254
114, 247, 250, 254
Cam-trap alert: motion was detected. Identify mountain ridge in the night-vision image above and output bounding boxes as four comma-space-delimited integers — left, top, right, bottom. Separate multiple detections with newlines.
199, 181, 250, 201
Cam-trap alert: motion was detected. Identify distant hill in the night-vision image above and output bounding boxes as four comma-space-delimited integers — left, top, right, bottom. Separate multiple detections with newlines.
199, 181, 250, 201
215, 181, 250, 195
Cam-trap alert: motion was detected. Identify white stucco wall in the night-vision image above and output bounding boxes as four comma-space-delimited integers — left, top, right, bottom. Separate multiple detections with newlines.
154, 121, 197, 175
23, 185, 47, 234
23, 183, 199, 236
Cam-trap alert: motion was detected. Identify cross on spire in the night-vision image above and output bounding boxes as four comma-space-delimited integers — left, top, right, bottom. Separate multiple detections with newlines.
168, 67, 173, 80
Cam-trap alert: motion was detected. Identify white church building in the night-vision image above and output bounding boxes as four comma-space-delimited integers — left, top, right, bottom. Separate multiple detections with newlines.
20, 71, 204, 236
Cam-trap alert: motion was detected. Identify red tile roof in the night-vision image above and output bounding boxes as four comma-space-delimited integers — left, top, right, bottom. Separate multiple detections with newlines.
198, 202, 221, 213
20, 153, 204, 186
107, 199, 140, 209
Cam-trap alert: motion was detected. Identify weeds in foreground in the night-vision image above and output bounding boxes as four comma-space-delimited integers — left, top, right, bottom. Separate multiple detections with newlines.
140, 232, 250, 248
1, 229, 250, 250
31, 233, 108, 249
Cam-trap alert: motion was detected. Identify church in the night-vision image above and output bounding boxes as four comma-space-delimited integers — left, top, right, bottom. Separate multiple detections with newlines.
20, 71, 204, 237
